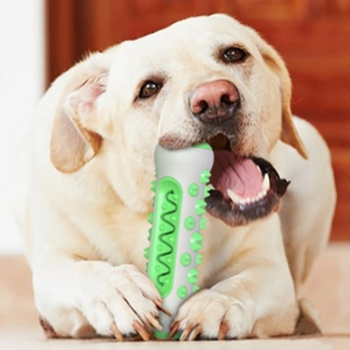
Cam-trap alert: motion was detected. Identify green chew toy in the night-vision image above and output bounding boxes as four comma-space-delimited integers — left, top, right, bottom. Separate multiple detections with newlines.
145, 143, 214, 339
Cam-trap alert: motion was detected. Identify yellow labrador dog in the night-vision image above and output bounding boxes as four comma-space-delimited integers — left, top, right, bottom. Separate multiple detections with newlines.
13, 14, 336, 340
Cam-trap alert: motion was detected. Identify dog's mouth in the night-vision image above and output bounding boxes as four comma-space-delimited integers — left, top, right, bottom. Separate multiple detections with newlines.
205, 134, 290, 226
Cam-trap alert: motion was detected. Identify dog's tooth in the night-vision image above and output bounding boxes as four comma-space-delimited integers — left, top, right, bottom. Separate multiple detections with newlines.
228, 185, 270, 206
244, 197, 252, 205
207, 184, 215, 190
257, 189, 266, 201
227, 189, 242, 204
262, 174, 270, 191
228, 188, 270, 206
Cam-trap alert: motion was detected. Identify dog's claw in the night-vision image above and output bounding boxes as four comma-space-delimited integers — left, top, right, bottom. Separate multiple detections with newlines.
39, 317, 59, 339
145, 313, 163, 331
168, 321, 180, 340
154, 299, 172, 317
133, 320, 151, 341
180, 324, 194, 341
110, 323, 124, 342
218, 320, 229, 340
189, 324, 202, 341
180, 323, 202, 341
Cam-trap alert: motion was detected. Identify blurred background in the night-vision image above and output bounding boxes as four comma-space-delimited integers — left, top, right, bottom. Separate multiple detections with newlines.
1, 0, 349, 254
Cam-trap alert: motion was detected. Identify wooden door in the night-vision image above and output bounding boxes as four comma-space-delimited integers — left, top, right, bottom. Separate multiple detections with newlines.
46, 0, 350, 240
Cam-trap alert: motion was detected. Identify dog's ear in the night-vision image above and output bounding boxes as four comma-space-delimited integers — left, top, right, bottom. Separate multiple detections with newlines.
50, 55, 110, 173
262, 49, 308, 159
247, 28, 308, 159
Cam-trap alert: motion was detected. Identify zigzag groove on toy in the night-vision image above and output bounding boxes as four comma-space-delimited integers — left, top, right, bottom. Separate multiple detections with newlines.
156, 190, 178, 290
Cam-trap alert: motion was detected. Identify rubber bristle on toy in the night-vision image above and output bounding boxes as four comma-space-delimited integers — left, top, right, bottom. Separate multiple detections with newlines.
145, 143, 214, 339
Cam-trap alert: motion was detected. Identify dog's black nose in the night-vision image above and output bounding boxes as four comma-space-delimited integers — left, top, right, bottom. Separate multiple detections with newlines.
190, 80, 240, 125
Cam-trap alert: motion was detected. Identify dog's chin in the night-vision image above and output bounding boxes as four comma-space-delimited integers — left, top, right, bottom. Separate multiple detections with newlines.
204, 134, 290, 227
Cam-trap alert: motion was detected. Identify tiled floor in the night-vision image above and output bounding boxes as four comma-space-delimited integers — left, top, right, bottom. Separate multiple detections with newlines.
1, 243, 350, 349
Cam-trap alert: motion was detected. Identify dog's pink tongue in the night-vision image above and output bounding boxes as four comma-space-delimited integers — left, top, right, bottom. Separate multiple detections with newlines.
211, 151, 263, 199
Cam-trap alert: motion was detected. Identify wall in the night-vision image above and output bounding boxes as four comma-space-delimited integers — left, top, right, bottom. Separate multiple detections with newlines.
46, 0, 350, 240
1, 1, 347, 254
0, 0, 45, 254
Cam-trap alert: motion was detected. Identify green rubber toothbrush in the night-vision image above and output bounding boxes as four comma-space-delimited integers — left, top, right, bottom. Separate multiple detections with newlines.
145, 143, 214, 339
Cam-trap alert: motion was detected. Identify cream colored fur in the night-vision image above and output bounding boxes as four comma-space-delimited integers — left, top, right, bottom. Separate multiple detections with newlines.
12, 14, 336, 340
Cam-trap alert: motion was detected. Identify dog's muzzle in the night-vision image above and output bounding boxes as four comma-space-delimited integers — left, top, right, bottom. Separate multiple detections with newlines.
159, 80, 290, 226
187, 80, 290, 226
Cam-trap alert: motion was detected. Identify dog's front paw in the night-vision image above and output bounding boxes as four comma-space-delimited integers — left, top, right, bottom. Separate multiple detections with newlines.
171, 289, 252, 341
75, 262, 164, 340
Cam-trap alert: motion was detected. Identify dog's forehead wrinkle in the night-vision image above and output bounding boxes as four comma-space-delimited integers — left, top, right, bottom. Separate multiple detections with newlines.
108, 23, 262, 93
115, 15, 255, 61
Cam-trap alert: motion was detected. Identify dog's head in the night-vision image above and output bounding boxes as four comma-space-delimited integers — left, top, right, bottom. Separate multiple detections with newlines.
50, 14, 307, 225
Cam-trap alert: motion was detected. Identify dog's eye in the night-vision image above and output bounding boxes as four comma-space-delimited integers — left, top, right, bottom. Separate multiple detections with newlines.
139, 80, 162, 99
221, 47, 248, 63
